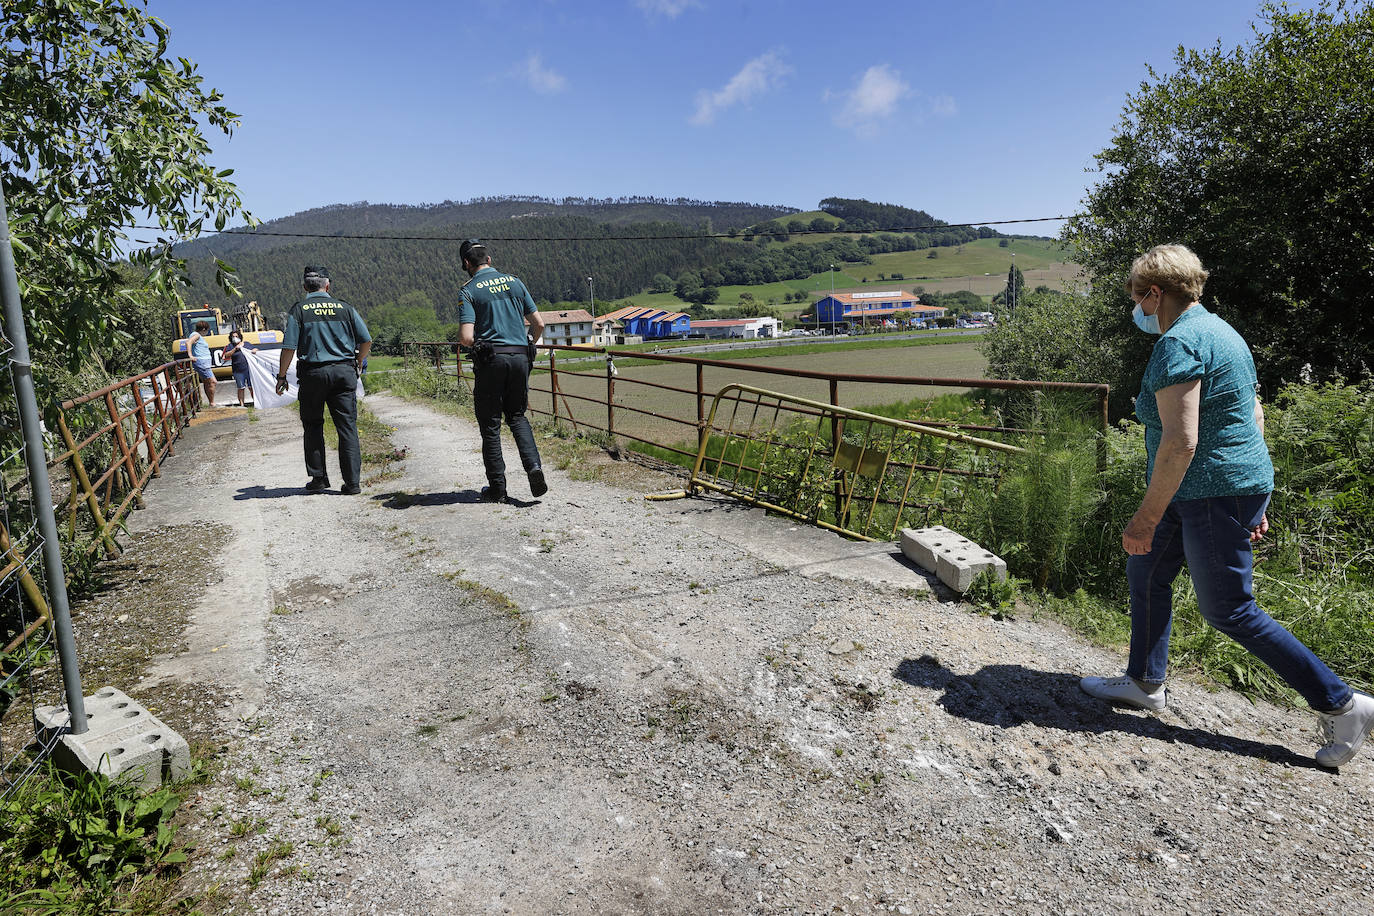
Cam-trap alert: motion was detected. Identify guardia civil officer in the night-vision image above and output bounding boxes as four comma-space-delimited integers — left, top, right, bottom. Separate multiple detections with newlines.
275, 266, 373, 495
458, 239, 547, 502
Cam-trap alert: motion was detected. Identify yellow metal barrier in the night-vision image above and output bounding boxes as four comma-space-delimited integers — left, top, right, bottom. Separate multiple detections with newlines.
684, 384, 1025, 542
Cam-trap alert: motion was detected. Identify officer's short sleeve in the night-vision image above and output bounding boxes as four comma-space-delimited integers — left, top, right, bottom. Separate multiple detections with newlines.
352, 307, 372, 342
516, 280, 536, 316
282, 308, 300, 350
458, 287, 476, 325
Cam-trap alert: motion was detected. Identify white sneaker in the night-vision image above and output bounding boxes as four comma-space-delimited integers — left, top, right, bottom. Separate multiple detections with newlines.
1080, 674, 1167, 711
1316, 692, 1374, 768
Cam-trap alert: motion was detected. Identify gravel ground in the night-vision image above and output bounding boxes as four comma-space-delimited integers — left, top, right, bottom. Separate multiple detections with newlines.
109, 392, 1373, 915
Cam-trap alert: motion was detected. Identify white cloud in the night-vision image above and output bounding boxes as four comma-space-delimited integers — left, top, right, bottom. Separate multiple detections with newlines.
690, 51, 790, 126
929, 93, 958, 117
635, 0, 701, 18
830, 64, 911, 132
522, 54, 566, 94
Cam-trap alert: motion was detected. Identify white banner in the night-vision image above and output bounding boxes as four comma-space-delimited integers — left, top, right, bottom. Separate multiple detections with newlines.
246, 347, 297, 408
243, 347, 364, 408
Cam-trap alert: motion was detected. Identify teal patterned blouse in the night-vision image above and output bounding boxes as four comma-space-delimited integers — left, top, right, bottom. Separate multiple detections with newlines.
1135, 305, 1273, 500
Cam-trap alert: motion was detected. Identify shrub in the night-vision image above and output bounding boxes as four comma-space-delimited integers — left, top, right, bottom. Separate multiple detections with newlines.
965, 396, 1107, 592
388, 364, 469, 406
1265, 378, 1374, 576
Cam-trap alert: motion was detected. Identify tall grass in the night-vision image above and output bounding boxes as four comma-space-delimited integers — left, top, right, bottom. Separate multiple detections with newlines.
387, 364, 470, 406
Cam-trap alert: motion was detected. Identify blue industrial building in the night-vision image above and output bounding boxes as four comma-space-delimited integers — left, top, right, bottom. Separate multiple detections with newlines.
812, 290, 946, 329
602, 306, 691, 339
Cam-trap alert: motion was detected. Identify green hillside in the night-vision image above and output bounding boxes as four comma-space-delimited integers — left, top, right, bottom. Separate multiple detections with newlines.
593, 239, 1075, 316
170, 197, 1077, 330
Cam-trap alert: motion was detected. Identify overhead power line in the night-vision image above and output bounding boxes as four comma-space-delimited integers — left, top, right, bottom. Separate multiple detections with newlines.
126, 214, 1076, 246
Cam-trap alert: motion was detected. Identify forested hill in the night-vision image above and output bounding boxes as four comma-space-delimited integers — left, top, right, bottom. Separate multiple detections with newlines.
174, 196, 794, 261
172, 195, 987, 325
175, 197, 794, 322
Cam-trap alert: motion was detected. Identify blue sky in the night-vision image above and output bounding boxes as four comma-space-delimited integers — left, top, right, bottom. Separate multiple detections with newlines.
162, 0, 1305, 233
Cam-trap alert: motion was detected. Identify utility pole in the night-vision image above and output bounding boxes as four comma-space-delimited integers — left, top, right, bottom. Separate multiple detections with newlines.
0, 178, 87, 734
829, 264, 835, 336
587, 276, 594, 316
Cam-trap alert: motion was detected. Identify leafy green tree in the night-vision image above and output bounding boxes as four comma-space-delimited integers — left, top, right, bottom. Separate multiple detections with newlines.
369, 291, 443, 352
694, 286, 720, 305
980, 287, 1141, 417
650, 273, 676, 294
1, 0, 250, 392
994, 264, 1025, 309
1065, 0, 1374, 388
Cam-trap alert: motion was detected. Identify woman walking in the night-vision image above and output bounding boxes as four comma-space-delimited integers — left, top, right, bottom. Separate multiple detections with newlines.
1079, 244, 1374, 767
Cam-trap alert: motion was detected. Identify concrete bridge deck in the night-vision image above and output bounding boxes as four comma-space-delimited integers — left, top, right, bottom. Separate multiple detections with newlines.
94, 391, 1373, 915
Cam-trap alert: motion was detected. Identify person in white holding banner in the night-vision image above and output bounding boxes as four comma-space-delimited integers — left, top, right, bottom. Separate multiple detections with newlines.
275, 266, 372, 495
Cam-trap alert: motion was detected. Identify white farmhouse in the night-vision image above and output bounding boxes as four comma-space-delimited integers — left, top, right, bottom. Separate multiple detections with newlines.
536, 309, 596, 347
690, 317, 780, 340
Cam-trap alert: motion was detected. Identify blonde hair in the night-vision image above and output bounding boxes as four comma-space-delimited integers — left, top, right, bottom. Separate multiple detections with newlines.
1127, 244, 1209, 302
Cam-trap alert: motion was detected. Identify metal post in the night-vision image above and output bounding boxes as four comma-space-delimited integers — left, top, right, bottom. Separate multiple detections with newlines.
696, 363, 705, 429
829, 264, 835, 337
606, 353, 615, 439
549, 349, 558, 418
0, 181, 87, 734
105, 391, 144, 507
149, 370, 175, 457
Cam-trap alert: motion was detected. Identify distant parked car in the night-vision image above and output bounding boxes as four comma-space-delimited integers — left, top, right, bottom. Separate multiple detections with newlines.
784, 328, 810, 337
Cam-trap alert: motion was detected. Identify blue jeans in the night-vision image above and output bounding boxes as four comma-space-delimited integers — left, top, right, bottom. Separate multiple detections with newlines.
1126, 492, 1351, 712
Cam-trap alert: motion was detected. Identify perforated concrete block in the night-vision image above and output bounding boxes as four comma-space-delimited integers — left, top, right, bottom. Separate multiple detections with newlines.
34, 686, 189, 788
934, 543, 1008, 593
899, 525, 959, 572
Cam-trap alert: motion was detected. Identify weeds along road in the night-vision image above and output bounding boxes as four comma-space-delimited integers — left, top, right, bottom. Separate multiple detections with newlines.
118, 394, 1372, 915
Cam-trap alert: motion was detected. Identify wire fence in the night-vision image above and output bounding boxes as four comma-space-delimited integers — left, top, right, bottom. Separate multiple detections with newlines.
0, 359, 202, 803
0, 330, 65, 800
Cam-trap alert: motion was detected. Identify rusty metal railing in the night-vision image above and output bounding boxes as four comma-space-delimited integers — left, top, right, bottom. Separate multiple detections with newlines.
685, 384, 1025, 541
3, 358, 202, 789
398, 339, 1109, 474
49, 360, 203, 560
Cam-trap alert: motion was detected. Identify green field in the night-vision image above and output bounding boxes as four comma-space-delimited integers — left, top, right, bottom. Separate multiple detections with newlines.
536, 337, 988, 448
591, 237, 1078, 315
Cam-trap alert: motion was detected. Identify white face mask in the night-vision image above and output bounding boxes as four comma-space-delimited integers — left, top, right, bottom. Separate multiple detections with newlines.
1132, 303, 1161, 335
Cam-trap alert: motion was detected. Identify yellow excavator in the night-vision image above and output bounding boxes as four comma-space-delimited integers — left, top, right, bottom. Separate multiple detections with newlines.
170, 301, 283, 379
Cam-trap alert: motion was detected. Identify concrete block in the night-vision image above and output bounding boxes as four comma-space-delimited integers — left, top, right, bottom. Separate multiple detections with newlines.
899, 525, 958, 572
935, 543, 1008, 593
34, 686, 190, 788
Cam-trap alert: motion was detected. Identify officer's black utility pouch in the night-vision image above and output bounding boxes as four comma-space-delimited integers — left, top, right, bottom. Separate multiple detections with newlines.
526, 337, 537, 364
469, 339, 494, 366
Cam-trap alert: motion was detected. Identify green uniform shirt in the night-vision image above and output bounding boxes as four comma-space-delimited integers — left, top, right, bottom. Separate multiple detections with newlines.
282, 291, 372, 365
459, 266, 536, 346
1135, 305, 1273, 500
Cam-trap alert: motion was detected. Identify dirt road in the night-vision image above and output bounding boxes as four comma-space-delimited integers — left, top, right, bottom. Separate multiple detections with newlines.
113, 393, 1372, 915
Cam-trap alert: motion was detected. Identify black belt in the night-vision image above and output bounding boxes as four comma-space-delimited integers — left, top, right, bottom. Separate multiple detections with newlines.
491, 345, 528, 355
299, 359, 353, 370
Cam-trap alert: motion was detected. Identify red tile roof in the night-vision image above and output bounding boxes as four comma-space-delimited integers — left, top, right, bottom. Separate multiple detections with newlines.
536, 309, 594, 323
841, 305, 945, 318
691, 318, 774, 327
